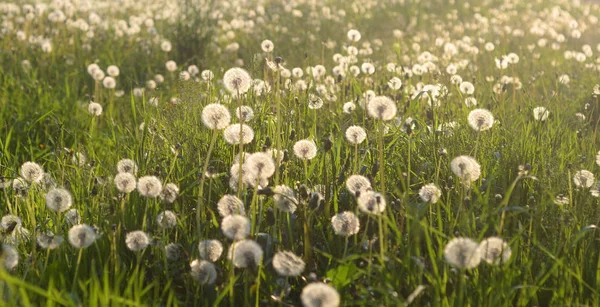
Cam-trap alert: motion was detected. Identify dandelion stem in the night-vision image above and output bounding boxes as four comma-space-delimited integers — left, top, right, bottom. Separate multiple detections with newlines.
197, 128, 218, 236
71, 248, 83, 294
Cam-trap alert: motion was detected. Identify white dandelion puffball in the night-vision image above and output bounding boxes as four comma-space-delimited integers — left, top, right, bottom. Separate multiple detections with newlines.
243, 152, 276, 183
125, 230, 151, 251
273, 185, 298, 213
467, 109, 494, 131
224, 124, 254, 145
301, 282, 341, 307
236, 105, 254, 122
272, 251, 305, 277
227, 239, 263, 269
573, 170, 595, 188
533, 107, 549, 121
418, 183, 441, 203
88, 102, 103, 116
156, 210, 177, 228
20, 162, 44, 183
345, 126, 367, 144
343, 102, 356, 114
345, 175, 372, 195
293, 139, 318, 160
478, 237, 511, 265
198, 239, 223, 262
459, 81, 475, 95
223, 67, 252, 96
160, 183, 179, 203
261, 39, 274, 52
347, 29, 361, 42
190, 260, 217, 284
388, 77, 402, 90
450, 155, 481, 184
443, 237, 481, 269
202, 104, 231, 130
102, 76, 116, 89
36, 231, 64, 249
114, 172, 136, 193
1, 244, 18, 270
68, 224, 97, 248
217, 195, 245, 217
367, 96, 397, 121
117, 159, 138, 174
137, 176, 162, 198
64, 209, 81, 226
357, 190, 386, 214
45, 188, 73, 213
597, 151, 600, 167
331, 211, 360, 237
107, 65, 120, 77
221, 214, 250, 241
165, 60, 177, 72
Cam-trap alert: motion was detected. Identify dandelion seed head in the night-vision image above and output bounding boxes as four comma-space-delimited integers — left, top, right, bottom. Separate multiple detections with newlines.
164, 243, 184, 262
308, 94, 324, 109
443, 237, 481, 269
345, 126, 367, 144
478, 237, 511, 265
156, 210, 177, 229
114, 172, 136, 193
418, 183, 441, 203
388, 77, 402, 90
217, 195, 245, 217
198, 239, 223, 262
102, 76, 116, 89
331, 211, 360, 236
301, 282, 341, 307
357, 190, 386, 214
223, 67, 252, 95
343, 101, 356, 114
273, 185, 298, 213
450, 155, 481, 184
272, 251, 305, 277
464, 97, 477, 107
68, 224, 97, 248
293, 139, 318, 160
367, 96, 396, 121
236, 105, 254, 122
261, 39, 274, 52
165, 60, 177, 72
190, 259, 217, 284
345, 175, 371, 195
106, 65, 119, 77
125, 230, 151, 251
117, 159, 138, 174
244, 152, 275, 180
227, 239, 263, 269
202, 104, 231, 130
36, 231, 63, 249
224, 124, 254, 145
137, 176, 162, 198
160, 183, 179, 203
573, 170, 594, 188
64, 209, 81, 226
88, 102, 103, 116
45, 188, 72, 213
221, 214, 250, 241
459, 81, 475, 95
347, 29, 361, 42
467, 109, 494, 131
533, 106, 550, 121
20, 162, 44, 183
1, 244, 18, 271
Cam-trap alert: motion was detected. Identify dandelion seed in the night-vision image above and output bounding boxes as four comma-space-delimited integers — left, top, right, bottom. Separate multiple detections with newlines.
125, 230, 151, 251
68, 224, 97, 248
331, 211, 360, 236
367, 96, 396, 121
156, 210, 177, 229
345, 126, 367, 144
12, 177, 28, 194
418, 183, 441, 203
117, 159, 138, 174
160, 183, 179, 203
45, 188, 72, 213
467, 109, 494, 131
301, 282, 340, 307
573, 170, 594, 188
137, 176, 162, 198
272, 251, 305, 277
221, 214, 250, 241
216, 194, 245, 217
478, 237, 511, 265
1, 244, 18, 271
273, 185, 298, 213
450, 155, 481, 184
201, 70, 214, 81
293, 139, 318, 160
190, 259, 217, 284
36, 231, 63, 249
357, 190, 386, 214
88, 102, 103, 116
554, 194, 570, 205
224, 124, 254, 145
1, 215, 30, 245
64, 209, 81, 226
202, 104, 231, 130
20, 162, 44, 183
345, 175, 371, 195
558, 74, 570, 85
114, 172, 136, 193
227, 239, 263, 269
533, 107, 549, 121
223, 67, 252, 96
443, 237, 481, 269
464, 97, 477, 107
198, 239, 223, 262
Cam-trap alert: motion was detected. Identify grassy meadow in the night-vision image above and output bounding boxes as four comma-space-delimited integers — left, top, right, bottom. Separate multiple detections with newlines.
1, 0, 600, 305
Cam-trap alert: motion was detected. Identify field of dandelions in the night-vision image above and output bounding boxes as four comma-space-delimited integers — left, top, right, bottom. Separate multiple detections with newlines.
2, 0, 600, 305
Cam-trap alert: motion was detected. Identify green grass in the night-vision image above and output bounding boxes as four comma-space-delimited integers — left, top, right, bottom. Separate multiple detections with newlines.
1, 0, 600, 305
